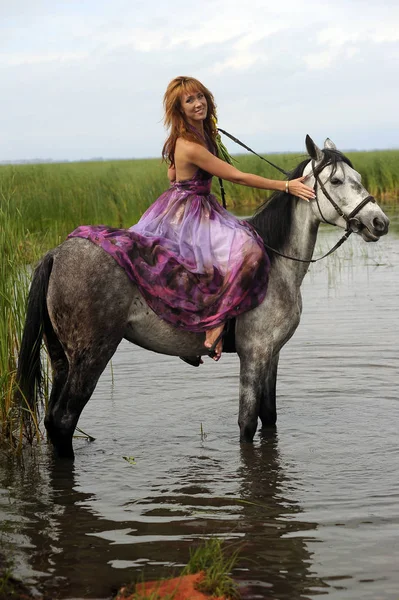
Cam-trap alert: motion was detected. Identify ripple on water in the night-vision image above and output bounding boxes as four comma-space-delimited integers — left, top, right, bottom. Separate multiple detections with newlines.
1, 224, 398, 599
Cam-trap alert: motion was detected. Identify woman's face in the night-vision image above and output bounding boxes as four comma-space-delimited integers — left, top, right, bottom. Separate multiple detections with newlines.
180, 89, 208, 125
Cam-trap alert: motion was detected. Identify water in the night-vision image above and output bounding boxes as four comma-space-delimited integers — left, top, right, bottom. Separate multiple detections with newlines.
1, 211, 398, 600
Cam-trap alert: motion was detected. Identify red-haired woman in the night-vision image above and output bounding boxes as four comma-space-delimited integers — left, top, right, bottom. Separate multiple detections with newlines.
70, 77, 314, 362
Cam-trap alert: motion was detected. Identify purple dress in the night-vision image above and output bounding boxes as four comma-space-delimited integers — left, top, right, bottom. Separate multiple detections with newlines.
68, 165, 270, 333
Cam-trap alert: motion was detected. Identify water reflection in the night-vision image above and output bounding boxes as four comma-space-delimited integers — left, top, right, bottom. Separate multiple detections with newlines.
0, 430, 327, 599
236, 433, 326, 599
0, 452, 120, 597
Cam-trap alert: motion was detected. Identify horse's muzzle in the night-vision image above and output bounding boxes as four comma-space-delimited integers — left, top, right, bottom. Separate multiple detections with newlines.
371, 215, 390, 236
351, 212, 389, 241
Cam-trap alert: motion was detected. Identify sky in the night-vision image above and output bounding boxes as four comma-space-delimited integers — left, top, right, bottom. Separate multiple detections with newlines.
1, 0, 398, 161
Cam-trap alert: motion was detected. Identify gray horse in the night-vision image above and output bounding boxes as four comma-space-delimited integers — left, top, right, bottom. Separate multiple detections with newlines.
16, 136, 389, 458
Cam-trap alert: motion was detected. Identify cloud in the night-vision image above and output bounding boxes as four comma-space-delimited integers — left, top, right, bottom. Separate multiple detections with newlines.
0, 0, 398, 161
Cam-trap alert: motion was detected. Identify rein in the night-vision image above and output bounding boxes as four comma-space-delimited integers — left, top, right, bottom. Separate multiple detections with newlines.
218, 128, 376, 264
218, 127, 289, 176
262, 230, 353, 264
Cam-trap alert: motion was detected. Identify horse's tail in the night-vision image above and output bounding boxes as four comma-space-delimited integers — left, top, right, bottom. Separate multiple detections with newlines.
16, 252, 54, 426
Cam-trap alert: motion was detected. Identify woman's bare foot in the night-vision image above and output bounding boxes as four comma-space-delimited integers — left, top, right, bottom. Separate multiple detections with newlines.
204, 325, 224, 361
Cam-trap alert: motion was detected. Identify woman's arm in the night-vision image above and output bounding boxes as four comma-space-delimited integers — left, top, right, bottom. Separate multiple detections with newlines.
176, 139, 315, 201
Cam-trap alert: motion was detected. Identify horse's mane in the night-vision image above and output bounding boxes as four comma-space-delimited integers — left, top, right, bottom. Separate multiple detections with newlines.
248, 148, 353, 263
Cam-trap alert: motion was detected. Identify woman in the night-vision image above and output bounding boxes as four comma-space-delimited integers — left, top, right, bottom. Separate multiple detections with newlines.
69, 76, 314, 362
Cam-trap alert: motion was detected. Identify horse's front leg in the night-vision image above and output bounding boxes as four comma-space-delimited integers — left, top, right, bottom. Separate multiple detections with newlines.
259, 352, 279, 429
237, 348, 277, 442
236, 298, 299, 441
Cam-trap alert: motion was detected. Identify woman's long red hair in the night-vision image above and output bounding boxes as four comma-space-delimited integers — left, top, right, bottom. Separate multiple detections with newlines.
162, 76, 218, 165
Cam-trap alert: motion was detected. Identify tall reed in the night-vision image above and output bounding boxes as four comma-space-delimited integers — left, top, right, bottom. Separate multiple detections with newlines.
0, 149, 397, 240
0, 186, 39, 449
221, 149, 399, 206
0, 160, 168, 246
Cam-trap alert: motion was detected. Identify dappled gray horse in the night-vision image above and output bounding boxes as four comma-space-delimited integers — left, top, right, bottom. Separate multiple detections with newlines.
17, 136, 389, 458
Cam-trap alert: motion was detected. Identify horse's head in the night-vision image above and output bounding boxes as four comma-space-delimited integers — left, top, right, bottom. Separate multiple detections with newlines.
303, 136, 389, 241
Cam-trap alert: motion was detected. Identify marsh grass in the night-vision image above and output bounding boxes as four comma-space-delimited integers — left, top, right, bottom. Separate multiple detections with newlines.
0, 160, 168, 245
0, 557, 33, 600
116, 538, 240, 600
0, 567, 13, 600
183, 537, 240, 599
346, 150, 399, 201
217, 149, 399, 207
0, 149, 397, 240
0, 196, 35, 449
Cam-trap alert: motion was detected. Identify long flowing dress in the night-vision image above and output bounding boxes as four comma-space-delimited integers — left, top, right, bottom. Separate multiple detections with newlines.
68, 163, 270, 333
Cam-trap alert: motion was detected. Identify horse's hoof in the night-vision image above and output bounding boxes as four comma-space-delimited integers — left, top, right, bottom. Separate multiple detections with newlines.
53, 444, 75, 460
47, 435, 75, 460
239, 436, 255, 443
259, 426, 277, 442
260, 418, 277, 429
239, 423, 257, 443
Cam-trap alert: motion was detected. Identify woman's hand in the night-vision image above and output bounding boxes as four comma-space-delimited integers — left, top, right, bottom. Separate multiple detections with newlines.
288, 176, 315, 202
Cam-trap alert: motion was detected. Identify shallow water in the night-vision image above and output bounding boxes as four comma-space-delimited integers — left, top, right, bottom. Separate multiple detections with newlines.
1, 210, 398, 600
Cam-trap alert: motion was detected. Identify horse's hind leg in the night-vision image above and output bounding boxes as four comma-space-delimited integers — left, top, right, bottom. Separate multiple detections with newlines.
44, 325, 69, 422
45, 339, 121, 459
43, 239, 133, 458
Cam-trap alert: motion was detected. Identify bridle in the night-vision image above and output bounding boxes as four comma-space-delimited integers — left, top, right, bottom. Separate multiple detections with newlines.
261, 161, 376, 264
312, 160, 376, 235
218, 128, 376, 264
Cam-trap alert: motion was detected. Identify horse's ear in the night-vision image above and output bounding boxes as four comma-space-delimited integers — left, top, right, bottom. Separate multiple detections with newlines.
324, 138, 337, 150
305, 135, 323, 161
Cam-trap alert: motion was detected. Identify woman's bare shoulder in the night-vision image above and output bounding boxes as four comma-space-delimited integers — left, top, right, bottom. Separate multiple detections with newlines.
175, 137, 206, 160
175, 137, 197, 150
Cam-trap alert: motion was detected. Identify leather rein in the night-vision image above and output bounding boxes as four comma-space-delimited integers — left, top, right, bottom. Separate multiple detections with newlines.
218, 129, 376, 264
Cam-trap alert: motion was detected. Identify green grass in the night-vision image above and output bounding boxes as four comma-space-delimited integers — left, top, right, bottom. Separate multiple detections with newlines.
0, 149, 397, 249
0, 570, 14, 600
184, 537, 240, 599
0, 160, 169, 250
345, 150, 399, 201
0, 559, 32, 600
223, 149, 399, 206
116, 537, 241, 600
0, 194, 36, 450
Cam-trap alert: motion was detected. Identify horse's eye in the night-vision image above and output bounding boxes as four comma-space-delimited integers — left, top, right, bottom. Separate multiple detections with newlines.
330, 178, 342, 185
